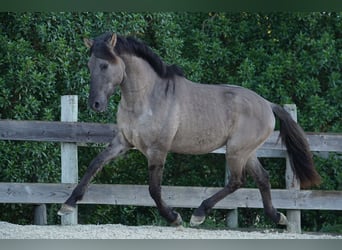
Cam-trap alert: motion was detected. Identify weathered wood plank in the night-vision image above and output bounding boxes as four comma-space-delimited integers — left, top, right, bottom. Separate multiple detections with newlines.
0, 120, 117, 144
262, 132, 342, 152
34, 204, 47, 225
1, 183, 341, 210
1, 120, 341, 152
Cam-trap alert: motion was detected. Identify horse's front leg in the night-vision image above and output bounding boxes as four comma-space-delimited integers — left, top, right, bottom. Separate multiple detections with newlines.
58, 134, 129, 215
147, 150, 182, 226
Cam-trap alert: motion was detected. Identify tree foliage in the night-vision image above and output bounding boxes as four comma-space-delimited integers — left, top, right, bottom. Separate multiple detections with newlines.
0, 12, 341, 231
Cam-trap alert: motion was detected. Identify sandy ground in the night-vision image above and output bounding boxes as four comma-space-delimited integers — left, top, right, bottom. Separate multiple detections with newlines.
0, 221, 341, 239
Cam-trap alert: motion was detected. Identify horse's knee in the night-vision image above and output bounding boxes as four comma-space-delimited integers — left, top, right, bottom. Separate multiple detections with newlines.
227, 178, 244, 191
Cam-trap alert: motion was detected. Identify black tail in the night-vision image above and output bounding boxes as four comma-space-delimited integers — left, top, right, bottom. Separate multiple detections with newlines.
271, 104, 321, 188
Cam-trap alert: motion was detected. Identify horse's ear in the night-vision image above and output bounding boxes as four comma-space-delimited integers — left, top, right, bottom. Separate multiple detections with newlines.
109, 33, 117, 48
84, 38, 93, 49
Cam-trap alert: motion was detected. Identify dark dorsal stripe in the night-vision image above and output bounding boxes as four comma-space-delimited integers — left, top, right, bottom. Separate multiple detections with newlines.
90, 32, 184, 79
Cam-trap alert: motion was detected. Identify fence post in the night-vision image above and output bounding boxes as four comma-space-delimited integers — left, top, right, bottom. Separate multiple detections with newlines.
284, 104, 301, 233
61, 95, 78, 225
34, 204, 47, 225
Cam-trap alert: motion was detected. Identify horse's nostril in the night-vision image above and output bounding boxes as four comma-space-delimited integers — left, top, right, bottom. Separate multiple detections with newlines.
90, 100, 105, 112
94, 102, 100, 109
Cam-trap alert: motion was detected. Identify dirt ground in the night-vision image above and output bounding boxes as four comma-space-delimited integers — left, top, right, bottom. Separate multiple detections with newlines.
0, 221, 341, 239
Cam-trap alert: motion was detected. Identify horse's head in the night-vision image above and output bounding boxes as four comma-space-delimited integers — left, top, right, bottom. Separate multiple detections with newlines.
84, 33, 126, 112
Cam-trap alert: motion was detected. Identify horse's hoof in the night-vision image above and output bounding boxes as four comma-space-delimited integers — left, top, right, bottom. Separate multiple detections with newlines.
170, 212, 183, 227
57, 204, 75, 216
278, 212, 288, 225
190, 214, 205, 227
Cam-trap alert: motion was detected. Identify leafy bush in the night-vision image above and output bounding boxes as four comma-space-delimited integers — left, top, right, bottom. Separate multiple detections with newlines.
0, 12, 341, 232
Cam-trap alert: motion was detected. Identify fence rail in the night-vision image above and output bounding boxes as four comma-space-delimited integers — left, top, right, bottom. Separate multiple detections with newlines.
0, 96, 341, 233
1, 120, 341, 152
1, 183, 341, 211
0, 120, 118, 144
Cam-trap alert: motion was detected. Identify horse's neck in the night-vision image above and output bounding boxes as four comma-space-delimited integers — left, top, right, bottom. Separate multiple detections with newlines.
119, 55, 158, 112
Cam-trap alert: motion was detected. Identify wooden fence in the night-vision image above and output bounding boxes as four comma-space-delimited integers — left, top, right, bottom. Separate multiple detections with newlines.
0, 95, 341, 233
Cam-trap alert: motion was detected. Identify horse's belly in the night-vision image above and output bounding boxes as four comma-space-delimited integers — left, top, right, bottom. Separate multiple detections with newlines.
170, 129, 228, 155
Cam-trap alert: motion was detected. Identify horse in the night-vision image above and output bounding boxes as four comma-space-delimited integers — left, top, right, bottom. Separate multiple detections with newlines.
58, 32, 321, 227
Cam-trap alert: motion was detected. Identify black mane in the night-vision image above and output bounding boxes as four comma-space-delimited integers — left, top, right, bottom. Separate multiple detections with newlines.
90, 32, 184, 79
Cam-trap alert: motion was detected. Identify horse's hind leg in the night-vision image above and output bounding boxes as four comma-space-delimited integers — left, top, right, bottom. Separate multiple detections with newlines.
245, 154, 288, 225
190, 155, 247, 226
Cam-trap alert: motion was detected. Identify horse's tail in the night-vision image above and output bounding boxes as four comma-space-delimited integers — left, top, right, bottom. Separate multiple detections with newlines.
271, 104, 321, 188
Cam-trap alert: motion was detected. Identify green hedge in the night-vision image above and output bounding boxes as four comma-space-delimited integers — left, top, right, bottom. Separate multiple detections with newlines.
0, 12, 341, 231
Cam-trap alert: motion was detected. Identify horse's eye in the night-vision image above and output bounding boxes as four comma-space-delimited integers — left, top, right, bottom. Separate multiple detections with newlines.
100, 63, 108, 70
